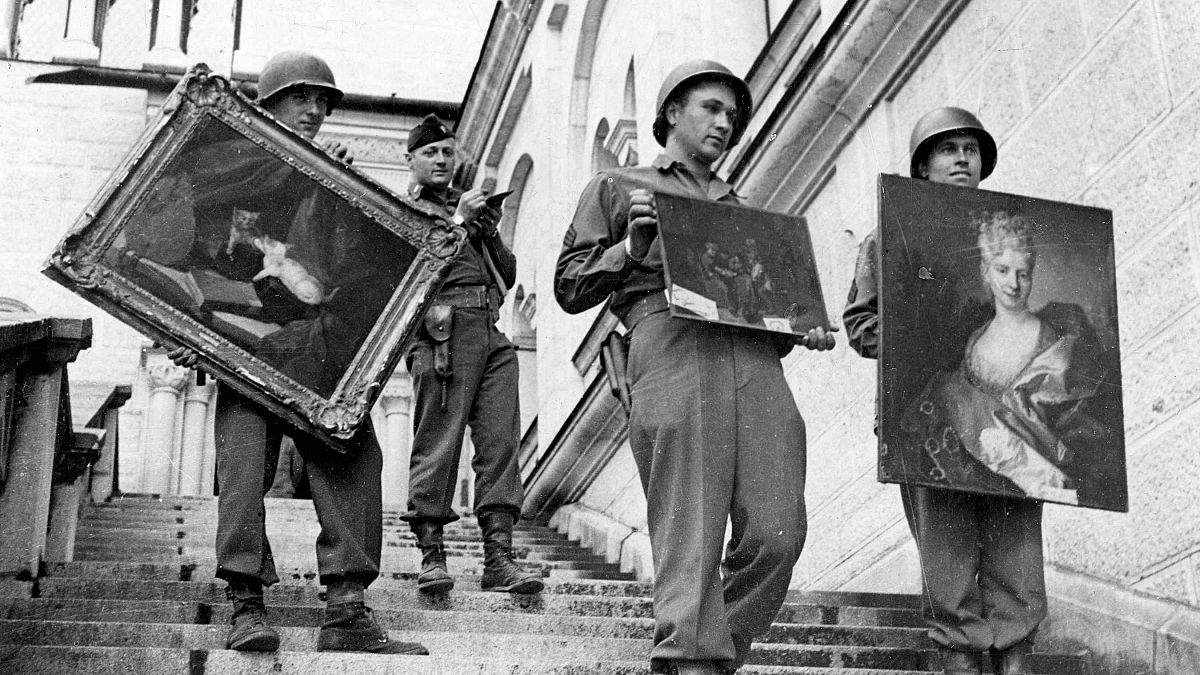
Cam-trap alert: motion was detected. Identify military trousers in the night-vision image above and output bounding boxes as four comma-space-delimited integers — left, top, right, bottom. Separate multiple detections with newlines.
626, 311, 807, 671
901, 485, 1046, 652
213, 384, 384, 588
404, 308, 523, 524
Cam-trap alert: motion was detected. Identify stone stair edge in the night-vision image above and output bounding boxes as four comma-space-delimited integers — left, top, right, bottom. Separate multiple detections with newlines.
1, 594, 929, 635
0, 619, 1085, 675
0, 644, 940, 675
40, 563, 924, 614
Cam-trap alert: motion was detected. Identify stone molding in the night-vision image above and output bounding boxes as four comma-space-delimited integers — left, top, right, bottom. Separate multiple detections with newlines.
521, 372, 627, 521
549, 501, 652, 582
725, 0, 968, 210
1043, 564, 1200, 675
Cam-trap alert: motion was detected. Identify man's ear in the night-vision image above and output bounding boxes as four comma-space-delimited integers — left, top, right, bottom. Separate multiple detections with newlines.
404, 152, 414, 167
665, 99, 681, 128
916, 161, 929, 179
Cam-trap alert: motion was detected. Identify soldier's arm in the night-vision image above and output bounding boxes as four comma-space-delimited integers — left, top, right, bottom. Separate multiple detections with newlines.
843, 231, 880, 359
555, 173, 643, 314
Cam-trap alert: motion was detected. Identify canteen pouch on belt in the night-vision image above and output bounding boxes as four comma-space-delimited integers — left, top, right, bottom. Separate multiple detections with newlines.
599, 331, 632, 415
424, 305, 454, 408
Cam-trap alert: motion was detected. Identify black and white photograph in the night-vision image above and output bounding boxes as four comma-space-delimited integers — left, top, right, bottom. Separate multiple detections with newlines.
2, 1, 1196, 672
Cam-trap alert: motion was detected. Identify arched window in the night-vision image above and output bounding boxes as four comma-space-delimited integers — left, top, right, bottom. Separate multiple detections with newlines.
592, 118, 618, 172
500, 154, 533, 249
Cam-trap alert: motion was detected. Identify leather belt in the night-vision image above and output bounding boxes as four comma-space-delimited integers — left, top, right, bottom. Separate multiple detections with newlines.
436, 284, 492, 309
620, 290, 669, 331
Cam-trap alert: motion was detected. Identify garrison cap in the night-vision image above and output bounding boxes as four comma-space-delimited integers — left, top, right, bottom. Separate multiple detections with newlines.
408, 114, 454, 151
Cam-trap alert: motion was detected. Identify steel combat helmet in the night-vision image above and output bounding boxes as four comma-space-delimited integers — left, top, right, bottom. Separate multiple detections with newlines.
256, 51, 344, 114
651, 59, 753, 148
909, 107, 997, 180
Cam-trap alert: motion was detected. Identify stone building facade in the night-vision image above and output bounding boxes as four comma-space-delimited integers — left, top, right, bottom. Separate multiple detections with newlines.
4, 0, 1200, 672
454, 1, 1200, 672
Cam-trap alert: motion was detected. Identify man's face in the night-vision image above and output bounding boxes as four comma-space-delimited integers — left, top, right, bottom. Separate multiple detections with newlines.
407, 138, 457, 189
666, 81, 740, 165
264, 85, 332, 140
918, 132, 982, 187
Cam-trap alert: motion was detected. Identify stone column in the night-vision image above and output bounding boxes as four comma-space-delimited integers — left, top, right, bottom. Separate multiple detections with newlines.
143, 0, 189, 72
378, 377, 413, 508
88, 386, 131, 504
0, 317, 91, 584
52, 0, 101, 65
140, 361, 187, 494
0, 0, 19, 59
176, 378, 213, 496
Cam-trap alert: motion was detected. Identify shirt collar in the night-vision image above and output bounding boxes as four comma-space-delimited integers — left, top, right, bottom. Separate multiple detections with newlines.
650, 153, 738, 201
407, 183, 461, 204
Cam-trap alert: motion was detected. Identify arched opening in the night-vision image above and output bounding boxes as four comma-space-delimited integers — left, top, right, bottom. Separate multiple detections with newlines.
501, 154, 534, 249
592, 118, 618, 172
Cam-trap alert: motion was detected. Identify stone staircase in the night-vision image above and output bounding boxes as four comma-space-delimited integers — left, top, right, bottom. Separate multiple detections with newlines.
0, 495, 1091, 674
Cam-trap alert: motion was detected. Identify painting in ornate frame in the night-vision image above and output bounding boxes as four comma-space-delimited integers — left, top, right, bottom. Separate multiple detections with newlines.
877, 174, 1127, 512
44, 65, 464, 452
655, 192, 830, 336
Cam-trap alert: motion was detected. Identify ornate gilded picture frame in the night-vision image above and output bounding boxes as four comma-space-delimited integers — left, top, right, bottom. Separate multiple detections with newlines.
877, 174, 1127, 512
44, 65, 464, 452
655, 192, 830, 336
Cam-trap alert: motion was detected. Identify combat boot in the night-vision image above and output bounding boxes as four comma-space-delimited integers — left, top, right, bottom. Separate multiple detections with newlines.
413, 520, 454, 594
224, 581, 279, 652
991, 638, 1034, 675
317, 601, 429, 655
478, 510, 544, 594
937, 647, 983, 675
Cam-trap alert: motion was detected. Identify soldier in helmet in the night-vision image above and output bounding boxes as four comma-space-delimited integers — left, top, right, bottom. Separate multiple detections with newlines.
168, 50, 428, 657
556, 59, 835, 675
843, 107, 1042, 675
399, 113, 542, 597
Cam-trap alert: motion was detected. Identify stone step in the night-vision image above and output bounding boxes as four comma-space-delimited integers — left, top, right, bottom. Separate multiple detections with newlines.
0, 644, 936, 675
41, 497, 1084, 675
30, 579, 922, 628
78, 514, 566, 540
0, 597, 930, 648
69, 544, 625, 576
0, 620, 1084, 673
74, 526, 600, 559
42, 561, 923, 614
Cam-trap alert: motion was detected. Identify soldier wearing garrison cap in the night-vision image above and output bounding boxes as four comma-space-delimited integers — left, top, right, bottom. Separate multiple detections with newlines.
556, 59, 835, 675
843, 107, 1043, 675
400, 113, 542, 597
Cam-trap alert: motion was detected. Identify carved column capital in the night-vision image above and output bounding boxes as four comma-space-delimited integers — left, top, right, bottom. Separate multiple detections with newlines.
146, 362, 188, 393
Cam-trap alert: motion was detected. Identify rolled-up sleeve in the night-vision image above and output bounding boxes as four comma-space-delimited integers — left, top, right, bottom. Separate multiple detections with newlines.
843, 231, 880, 359
555, 172, 637, 314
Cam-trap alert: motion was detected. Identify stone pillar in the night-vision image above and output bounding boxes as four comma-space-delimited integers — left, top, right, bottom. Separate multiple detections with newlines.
176, 378, 213, 496
143, 0, 189, 72
88, 387, 132, 503
0, 0, 19, 59
140, 361, 187, 494
52, 0, 101, 65
0, 317, 91, 584
378, 377, 413, 508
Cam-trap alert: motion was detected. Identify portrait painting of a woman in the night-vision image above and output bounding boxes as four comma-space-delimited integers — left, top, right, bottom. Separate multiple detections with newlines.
898, 211, 1118, 507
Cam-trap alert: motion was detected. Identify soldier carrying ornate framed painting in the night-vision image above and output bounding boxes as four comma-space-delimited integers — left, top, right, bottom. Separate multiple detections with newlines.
43, 64, 464, 452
